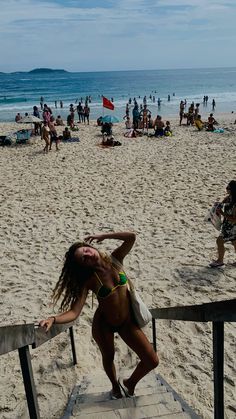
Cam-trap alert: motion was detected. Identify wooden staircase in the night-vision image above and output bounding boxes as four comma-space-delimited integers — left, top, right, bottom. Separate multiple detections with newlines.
62, 370, 200, 419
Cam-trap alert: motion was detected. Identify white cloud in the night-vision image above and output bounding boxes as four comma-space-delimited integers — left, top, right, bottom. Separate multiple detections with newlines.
0, 0, 236, 71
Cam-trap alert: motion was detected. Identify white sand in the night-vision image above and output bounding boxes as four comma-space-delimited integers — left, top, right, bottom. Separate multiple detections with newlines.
0, 115, 236, 418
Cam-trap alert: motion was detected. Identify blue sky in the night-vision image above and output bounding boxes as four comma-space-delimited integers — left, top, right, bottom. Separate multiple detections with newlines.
0, 0, 236, 72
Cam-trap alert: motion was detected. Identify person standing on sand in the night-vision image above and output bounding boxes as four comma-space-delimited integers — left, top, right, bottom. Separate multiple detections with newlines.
48, 116, 59, 151
179, 101, 185, 125
84, 103, 90, 124
132, 104, 140, 129
41, 121, 50, 153
39, 231, 159, 399
210, 181, 236, 268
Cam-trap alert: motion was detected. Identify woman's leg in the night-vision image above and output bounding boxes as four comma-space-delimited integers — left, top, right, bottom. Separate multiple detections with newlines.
216, 235, 225, 263
44, 138, 49, 153
92, 311, 122, 398
118, 319, 159, 395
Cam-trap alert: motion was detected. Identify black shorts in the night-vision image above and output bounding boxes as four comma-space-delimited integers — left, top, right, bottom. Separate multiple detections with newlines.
51, 134, 58, 142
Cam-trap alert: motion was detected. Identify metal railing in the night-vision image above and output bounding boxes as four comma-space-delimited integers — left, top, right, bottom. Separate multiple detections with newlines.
0, 322, 76, 419
150, 298, 236, 419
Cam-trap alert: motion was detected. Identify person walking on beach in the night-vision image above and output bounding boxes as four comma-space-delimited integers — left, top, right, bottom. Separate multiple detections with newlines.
210, 181, 236, 268
212, 99, 216, 111
39, 231, 159, 399
84, 103, 90, 124
41, 121, 50, 153
40, 96, 44, 110
132, 104, 140, 129
48, 116, 59, 151
140, 104, 150, 131
179, 101, 185, 125
77, 102, 84, 123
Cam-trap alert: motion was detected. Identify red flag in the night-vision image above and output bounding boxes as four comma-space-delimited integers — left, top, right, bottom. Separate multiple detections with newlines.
102, 96, 114, 110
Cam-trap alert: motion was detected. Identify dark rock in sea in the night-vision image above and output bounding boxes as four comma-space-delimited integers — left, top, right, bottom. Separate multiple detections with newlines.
28, 68, 68, 74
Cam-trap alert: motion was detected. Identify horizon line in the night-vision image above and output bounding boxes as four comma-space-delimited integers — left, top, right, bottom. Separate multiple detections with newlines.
1, 65, 236, 74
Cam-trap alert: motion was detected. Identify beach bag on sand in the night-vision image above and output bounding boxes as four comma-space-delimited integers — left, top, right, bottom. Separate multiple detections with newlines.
128, 278, 152, 328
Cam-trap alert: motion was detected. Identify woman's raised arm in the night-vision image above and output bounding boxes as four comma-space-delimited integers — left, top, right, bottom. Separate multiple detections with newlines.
84, 231, 136, 263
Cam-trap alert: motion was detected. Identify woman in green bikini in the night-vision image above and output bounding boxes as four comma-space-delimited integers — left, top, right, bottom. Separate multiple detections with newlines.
39, 231, 158, 399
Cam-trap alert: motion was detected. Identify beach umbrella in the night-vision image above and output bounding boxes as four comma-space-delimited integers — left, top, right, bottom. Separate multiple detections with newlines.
101, 115, 119, 124
19, 115, 42, 123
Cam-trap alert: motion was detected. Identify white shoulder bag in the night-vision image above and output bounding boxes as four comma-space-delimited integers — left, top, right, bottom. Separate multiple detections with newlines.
128, 278, 152, 328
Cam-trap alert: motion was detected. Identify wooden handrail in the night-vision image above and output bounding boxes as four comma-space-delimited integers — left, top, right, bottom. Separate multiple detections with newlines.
0, 322, 74, 355
150, 298, 236, 419
150, 298, 236, 322
0, 324, 35, 356
33, 322, 74, 349
0, 322, 77, 419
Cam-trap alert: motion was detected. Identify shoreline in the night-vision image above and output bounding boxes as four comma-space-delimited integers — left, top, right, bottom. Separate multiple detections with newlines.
0, 115, 236, 418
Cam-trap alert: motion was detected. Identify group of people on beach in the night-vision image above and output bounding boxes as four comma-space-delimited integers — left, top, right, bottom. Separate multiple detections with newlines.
122, 102, 172, 138
179, 100, 218, 131
40, 104, 78, 152
67, 102, 90, 127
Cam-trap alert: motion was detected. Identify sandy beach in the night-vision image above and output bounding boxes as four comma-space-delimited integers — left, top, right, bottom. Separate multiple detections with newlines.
0, 114, 236, 418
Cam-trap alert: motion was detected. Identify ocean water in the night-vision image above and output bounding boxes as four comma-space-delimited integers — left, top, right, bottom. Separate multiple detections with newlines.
0, 67, 236, 122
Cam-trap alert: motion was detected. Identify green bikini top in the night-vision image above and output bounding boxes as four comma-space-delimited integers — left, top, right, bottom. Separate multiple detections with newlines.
95, 270, 128, 299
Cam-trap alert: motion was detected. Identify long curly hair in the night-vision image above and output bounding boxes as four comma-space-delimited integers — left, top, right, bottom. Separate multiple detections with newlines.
52, 242, 110, 311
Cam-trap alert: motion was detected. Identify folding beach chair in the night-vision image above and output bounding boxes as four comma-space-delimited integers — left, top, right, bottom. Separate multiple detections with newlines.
16, 129, 32, 144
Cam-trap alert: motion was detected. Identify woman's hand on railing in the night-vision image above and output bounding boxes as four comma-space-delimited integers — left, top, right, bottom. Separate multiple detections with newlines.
39, 317, 55, 332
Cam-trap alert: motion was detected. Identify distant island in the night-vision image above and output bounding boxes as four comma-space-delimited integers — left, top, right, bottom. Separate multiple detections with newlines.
29, 68, 68, 74
0, 68, 69, 75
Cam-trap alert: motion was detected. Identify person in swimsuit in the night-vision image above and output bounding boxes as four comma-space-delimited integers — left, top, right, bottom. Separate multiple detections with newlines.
39, 231, 158, 399
209, 181, 236, 268
41, 121, 50, 153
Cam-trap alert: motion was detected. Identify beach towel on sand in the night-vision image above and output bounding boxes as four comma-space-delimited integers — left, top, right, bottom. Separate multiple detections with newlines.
62, 138, 80, 143
213, 128, 224, 133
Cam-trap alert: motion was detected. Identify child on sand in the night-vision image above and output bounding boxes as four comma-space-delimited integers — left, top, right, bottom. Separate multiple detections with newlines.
164, 121, 172, 136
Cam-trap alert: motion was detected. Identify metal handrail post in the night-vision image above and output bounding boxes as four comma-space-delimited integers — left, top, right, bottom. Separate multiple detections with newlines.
18, 345, 40, 419
69, 327, 77, 365
152, 318, 157, 352
213, 321, 224, 419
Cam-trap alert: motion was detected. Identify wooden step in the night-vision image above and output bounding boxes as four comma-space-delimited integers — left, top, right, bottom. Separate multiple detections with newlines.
75, 413, 192, 419
80, 370, 162, 395
62, 370, 199, 419
72, 392, 184, 417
